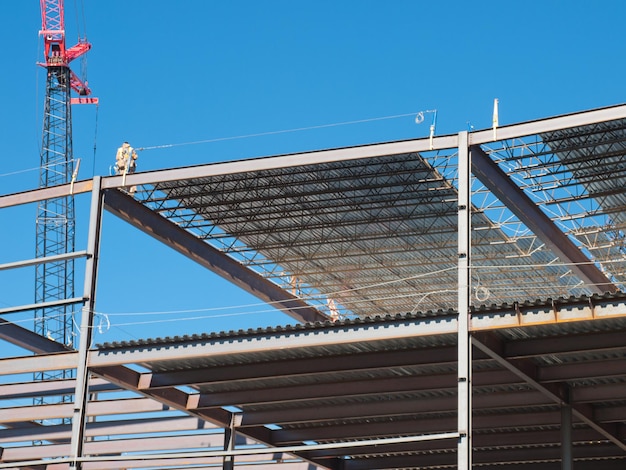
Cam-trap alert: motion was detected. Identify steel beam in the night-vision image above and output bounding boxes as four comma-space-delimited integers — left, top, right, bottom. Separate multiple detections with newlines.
271, 410, 564, 444
0, 433, 458, 469
79, 460, 314, 470
106, 104, 626, 190
0, 180, 93, 209
0, 352, 77, 375
562, 397, 573, 470
3, 432, 227, 461
235, 390, 551, 427
0, 397, 163, 424
0, 297, 85, 316
0, 377, 114, 401
0, 251, 88, 272
471, 103, 626, 145
471, 333, 626, 451
84, 306, 626, 369
470, 144, 616, 293
98, 343, 459, 378
1, 104, 625, 214
102, 188, 327, 324
0, 317, 71, 354
70, 177, 104, 469
0, 416, 210, 443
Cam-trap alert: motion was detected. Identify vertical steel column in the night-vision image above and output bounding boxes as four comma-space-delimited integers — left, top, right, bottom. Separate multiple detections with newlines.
561, 387, 573, 470
457, 131, 472, 469
223, 412, 242, 470
69, 177, 104, 469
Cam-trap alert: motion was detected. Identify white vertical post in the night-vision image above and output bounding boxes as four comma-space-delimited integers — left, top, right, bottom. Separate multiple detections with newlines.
457, 132, 472, 469
69, 177, 104, 470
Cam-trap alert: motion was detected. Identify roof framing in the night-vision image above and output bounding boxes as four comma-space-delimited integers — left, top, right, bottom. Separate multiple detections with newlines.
1, 104, 626, 468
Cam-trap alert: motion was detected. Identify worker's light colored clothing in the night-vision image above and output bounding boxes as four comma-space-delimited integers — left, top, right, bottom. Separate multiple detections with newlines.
115, 145, 138, 175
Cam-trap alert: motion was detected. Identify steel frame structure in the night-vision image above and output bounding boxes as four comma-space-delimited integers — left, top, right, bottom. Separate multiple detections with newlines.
0, 104, 626, 468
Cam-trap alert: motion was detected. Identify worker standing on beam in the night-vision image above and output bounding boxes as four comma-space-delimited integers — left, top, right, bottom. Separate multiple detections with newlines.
115, 141, 138, 194
115, 141, 138, 176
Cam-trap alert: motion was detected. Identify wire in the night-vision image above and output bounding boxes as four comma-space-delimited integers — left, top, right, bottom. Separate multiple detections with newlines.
89, 254, 625, 323
100, 266, 459, 318
73, 0, 82, 39
0, 159, 81, 178
0, 166, 43, 178
138, 112, 426, 152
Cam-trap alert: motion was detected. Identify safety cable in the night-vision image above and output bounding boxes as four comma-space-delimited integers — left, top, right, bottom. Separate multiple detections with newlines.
138, 111, 426, 151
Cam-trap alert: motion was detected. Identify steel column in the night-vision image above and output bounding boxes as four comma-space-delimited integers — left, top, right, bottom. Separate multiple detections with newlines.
457, 131, 472, 469
561, 386, 573, 470
69, 177, 104, 469
223, 412, 242, 470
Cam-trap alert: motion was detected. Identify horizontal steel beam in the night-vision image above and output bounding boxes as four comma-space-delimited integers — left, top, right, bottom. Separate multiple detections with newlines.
0, 316, 71, 354
0, 352, 78, 376
0, 377, 115, 401
89, 297, 626, 367
2, 432, 227, 461
0, 297, 86, 316
0, 397, 166, 424
272, 409, 564, 444
103, 188, 327, 324
90, 316, 458, 367
80, 459, 314, 470
471, 103, 626, 145
0, 251, 89, 271
0, 180, 93, 208
0, 104, 624, 214
0, 432, 458, 468
0, 416, 211, 443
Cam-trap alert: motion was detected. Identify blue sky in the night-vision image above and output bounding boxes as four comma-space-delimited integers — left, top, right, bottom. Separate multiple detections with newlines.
1, 0, 625, 345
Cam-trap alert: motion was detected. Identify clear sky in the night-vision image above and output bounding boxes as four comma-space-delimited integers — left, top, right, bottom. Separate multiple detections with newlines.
1, 0, 625, 346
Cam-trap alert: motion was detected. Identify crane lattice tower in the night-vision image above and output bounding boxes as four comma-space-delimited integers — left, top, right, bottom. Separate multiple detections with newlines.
35, 0, 97, 395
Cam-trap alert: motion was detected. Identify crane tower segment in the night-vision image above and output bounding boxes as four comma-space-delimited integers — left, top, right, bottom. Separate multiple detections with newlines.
35, 0, 97, 392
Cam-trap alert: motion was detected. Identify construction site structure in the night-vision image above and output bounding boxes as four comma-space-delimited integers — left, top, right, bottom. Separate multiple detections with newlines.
1, 103, 626, 469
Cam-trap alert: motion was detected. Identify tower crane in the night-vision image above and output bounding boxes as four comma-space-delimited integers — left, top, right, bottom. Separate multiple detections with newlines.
35, 0, 97, 392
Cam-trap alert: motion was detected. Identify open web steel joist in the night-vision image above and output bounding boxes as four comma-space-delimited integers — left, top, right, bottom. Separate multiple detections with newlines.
0, 104, 626, 468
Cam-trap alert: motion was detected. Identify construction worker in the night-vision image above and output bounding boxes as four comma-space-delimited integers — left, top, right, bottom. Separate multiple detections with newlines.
115, 141, 138, 176
115, 141, 138, 195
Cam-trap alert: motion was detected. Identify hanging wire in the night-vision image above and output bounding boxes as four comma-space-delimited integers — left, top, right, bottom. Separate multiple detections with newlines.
5, 110, 431, 179
138, 111, 428, 152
